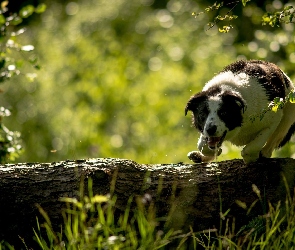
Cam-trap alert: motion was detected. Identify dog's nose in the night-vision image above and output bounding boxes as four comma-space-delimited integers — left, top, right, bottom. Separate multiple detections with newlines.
206, 125, 217, 136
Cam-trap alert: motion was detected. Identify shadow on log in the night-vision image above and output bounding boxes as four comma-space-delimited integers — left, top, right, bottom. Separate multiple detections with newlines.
0, 158, 295, 247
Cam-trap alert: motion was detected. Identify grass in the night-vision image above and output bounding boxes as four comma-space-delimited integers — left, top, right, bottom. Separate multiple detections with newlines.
2, 178, 295, 249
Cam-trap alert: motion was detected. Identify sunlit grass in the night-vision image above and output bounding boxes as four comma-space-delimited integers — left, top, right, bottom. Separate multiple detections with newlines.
0, 178, 290, 249
32, 181, 179, 250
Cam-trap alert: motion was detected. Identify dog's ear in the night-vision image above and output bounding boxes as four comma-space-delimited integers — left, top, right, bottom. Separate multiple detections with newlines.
223, 92, 247, 113
185, 93, 207, 116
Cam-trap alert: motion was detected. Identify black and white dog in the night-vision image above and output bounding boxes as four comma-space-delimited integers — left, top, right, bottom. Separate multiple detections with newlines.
185, 60, 295, 164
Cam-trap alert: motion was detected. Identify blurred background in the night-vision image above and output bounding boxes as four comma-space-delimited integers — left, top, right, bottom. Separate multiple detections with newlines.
1, 0, 295, 163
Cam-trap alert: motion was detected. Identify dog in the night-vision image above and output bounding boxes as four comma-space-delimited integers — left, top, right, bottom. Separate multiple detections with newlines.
185, 60, 295, 164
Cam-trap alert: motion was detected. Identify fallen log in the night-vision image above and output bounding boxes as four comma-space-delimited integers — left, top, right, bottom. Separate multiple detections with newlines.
0, 158, 295, 247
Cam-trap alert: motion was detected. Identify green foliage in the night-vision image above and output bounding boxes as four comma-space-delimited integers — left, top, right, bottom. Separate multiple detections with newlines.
192, 1, 239, 33
262, 5, 295, 27
0, 1, 45, 81
0, 1, 46, 163
0, 108, 22, 163
2, 0, 295, 163
193, 1, 242, 33
242, 0, 251, 7
3, 0, 237, 163
199, 1, 295, 33
249, 89, 295, 123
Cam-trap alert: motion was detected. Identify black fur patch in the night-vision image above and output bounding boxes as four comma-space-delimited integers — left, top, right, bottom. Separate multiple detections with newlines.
185, 85, 222, 115
218, 92, 244, 130
282, 71, 291, 89
204, 85, 222, 96
185, 92, 210, 133
185, 87, 223, 133
222, 60, 287, 101
185, 87, 221, 116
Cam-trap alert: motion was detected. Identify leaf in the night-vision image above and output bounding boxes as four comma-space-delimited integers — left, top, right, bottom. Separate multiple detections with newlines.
229, 15, 238, 20
236, 200, 247, 209
271, 105, 279, 112
284, 5, 293, 11
252, 184, 261, 198
19, 5, 35, 18
21, 45, 34, 51
270, 97, 283, 112
219, 25, 232, 33
91, 195, 109, 203
35, 3, 47, 14
273, 97, 281, 104
7, 65, 16, 71
289, 91, 295, 103
216, 15, 225, 21
0, 59, 5, 69
242, 0, 250, 7
29, 56, 38, 64
1, 1, 8, 9
25, 73, 37, 82
262, 14, 271, 25
11, 28, 26, 37
0, 14, 5, 25
15, 60, 24, 68
0, 107, 11, 117
10, 16, 23, 25
60, 197, 78, 204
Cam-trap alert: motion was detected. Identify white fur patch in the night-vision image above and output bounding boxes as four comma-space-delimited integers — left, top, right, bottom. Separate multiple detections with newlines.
203, 98, 227, 138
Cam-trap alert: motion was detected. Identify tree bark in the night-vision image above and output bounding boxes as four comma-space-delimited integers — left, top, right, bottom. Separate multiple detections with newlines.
0, 158, 295, 247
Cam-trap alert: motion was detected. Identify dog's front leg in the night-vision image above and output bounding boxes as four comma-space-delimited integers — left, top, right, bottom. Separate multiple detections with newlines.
241, 127, 274, 164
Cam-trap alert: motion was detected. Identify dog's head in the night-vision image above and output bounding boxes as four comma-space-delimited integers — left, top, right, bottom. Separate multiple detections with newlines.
185, 87, 246, 149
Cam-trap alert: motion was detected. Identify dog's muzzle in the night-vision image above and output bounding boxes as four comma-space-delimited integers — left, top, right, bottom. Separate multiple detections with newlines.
206, 131, 227, 150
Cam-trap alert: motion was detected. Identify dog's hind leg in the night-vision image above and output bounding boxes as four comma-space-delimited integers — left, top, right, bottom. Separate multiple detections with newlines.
261, 101, 295, 158
242, 126, 276, 163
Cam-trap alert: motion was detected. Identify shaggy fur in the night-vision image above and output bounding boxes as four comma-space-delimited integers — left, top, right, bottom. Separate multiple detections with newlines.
185, 60, 295, 164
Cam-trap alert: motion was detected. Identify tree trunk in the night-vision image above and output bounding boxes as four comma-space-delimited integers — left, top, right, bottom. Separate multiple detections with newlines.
0, 158, 295, 247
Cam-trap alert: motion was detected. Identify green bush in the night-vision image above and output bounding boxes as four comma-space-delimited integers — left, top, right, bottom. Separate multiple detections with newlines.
0, 1, 46, 163
2, 0, 238, 163
2, 0, 295, 163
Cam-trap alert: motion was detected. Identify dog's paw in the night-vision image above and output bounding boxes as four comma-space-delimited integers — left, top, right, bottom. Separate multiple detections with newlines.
187, 151, 218, 163
187, 151, 204, 163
